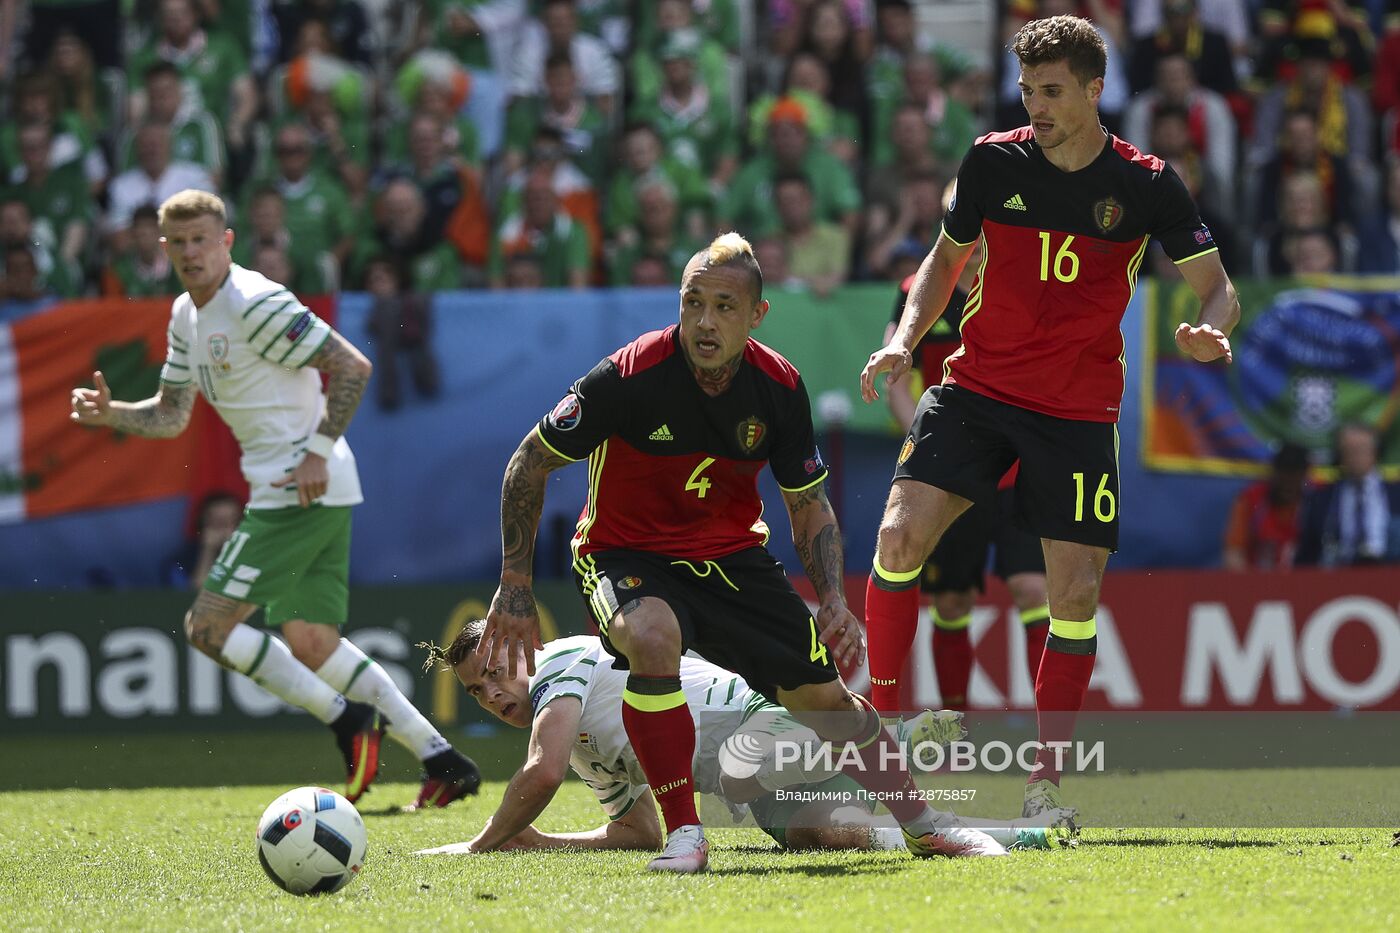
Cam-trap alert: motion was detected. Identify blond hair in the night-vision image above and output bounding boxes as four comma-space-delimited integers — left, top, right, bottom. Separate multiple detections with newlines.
692, 231, 764, 299
158, 189, 227, 232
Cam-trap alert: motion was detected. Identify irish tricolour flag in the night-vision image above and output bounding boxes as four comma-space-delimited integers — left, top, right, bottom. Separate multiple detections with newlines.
0, 299, 199, 523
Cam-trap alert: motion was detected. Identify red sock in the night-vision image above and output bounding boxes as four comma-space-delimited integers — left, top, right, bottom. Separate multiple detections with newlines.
816, 695, 927, 825
865, 569, 921, 714
932, 613, 973, 709
1021, 608, 1050, 686
1030, 622, 1096, 786
621, 675, 698, 833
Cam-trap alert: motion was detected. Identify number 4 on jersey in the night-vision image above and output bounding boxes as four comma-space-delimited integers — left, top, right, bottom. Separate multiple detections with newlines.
685, 457, 716, 498
807, 616, 829, 665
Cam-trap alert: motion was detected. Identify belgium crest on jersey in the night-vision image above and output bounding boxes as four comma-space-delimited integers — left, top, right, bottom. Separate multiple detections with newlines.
737, 416, 767, 452
1093, 197, 1124, 234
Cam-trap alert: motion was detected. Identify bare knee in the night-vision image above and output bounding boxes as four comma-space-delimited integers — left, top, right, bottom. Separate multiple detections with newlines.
933, 590, 975, 621
1043, 543, 1108, 620
1006, 573, 1048, 612
281, 621, 341, 668
875, 482, 970, 574
608, 598, 682, 675
785, 823, 869, 851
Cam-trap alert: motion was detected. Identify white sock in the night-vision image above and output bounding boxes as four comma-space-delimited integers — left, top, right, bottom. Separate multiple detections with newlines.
317, 638, 450, 760
221, 624, 346, 724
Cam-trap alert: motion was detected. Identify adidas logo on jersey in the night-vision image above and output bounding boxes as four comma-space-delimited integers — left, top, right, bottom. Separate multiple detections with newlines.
649, 424, 675, 441
1003, 193, 1027, 211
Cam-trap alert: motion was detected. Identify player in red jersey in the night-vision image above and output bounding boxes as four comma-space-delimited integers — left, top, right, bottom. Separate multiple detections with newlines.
482, 233, 1007, 872
883, 242, 1049, 714
860, 15, 1238, 824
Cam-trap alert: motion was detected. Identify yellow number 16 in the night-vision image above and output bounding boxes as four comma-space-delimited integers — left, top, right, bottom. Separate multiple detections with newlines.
1039, 232, 1080, 283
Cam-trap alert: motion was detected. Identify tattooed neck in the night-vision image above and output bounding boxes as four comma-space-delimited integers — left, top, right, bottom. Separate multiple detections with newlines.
689, 354, 742, 397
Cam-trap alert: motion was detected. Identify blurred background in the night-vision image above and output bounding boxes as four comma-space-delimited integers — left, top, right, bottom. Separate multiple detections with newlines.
2, 0, 1399, 778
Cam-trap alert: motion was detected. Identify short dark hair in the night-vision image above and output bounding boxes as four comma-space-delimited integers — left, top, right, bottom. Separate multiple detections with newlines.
419, 619, 487, 672
773, 171, 812, 193
545, 50, 574, 72
1272, 442, 1310, 474
132, 204, 161, 226
1011, 14, 1107, 85
143, 61, 181, 84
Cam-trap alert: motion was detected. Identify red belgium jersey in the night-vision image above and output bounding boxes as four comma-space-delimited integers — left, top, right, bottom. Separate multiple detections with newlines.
536, 326, 828, 561
941, 127, 1216, 422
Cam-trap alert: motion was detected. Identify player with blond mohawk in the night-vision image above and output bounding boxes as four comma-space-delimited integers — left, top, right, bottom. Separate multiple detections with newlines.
481, 232, 1007, 873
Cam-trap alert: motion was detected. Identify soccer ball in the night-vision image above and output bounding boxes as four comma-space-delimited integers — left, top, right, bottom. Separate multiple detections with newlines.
255, 786, 367, 895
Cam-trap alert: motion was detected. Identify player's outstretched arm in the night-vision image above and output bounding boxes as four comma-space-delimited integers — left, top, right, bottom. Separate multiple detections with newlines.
466, 698, 581, 853
481, 428, 572, 678
1173, 252, 1240, 364
274, 330, 374, 507
860, 232, 975, 402
501, 789, 662, 851
70, 370, 195, 439
782, 481, 866, 667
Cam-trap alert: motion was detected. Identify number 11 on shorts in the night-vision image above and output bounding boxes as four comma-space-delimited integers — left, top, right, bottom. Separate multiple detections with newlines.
1073, 472, 1116, 523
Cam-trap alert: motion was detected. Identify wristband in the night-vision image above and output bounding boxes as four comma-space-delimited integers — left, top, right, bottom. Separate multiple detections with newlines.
307, 433, 336, 459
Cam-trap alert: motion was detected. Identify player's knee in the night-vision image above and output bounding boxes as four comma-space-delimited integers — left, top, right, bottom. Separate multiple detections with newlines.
933, 591, 974, 620
281, 624, 338, 668
1007, 573, 1048, 610
610, 607, 682, 671
875, 519, 924, 572
183, 607, 230, 657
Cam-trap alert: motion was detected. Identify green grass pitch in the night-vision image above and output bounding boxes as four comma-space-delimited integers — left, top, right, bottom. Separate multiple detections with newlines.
2, 731, 1397, 932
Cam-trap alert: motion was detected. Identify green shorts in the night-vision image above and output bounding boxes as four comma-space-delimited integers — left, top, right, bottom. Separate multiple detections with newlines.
202, 505, 352, 626
748, 774, 869, 849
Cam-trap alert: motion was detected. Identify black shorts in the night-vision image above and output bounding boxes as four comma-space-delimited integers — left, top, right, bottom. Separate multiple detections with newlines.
921, 487, 1046, 594
573, 547, 839, 702
895, 385, 1120, 550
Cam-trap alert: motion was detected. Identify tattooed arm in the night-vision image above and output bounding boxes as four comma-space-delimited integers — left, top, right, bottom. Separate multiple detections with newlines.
481, 428, 573, 678
305, 329, 373, 441
70, 370, 195, 438
271, 330, 373, 507
782, 481, 865, 667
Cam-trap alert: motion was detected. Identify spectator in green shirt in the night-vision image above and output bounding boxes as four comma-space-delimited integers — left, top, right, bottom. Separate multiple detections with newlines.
629, 28, 739, 189
232, 186, 336, 295
606, 175, 702, 286
259, 122, 356, 271
868, 53, 977, 169
386, 64, 480, 169
772, 172, 850, 297
605, 122, 710, 237
101, 204, 181, 298
720, 96, 860, 241
0, 198, 81, 298
490, 166, 592, 289
416, 0, 526, 72
351, 179, 463, 291
504, 51, 610, 186
119, 63, 226, 188
2, 122, 91, 271
634, 0, 741, 54
128, 0, 258, 153
630, 0, 732, 115
1, 71, 107, 192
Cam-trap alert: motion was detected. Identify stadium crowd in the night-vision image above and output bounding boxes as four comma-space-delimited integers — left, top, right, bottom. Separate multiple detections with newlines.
0, 0, 1398, 313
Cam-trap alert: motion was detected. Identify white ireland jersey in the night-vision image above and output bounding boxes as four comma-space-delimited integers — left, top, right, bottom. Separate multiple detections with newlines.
528, 637, 770, 821
159, 264, 362, 510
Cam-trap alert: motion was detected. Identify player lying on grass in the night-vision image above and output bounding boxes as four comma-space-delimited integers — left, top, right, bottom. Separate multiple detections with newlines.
415, 624, 1072, 854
